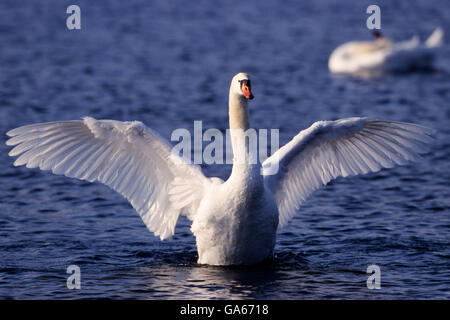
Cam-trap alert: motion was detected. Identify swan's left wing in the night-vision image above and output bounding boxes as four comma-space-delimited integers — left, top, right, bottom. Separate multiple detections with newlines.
262, 118, 434, 227
6, 117, 209, 239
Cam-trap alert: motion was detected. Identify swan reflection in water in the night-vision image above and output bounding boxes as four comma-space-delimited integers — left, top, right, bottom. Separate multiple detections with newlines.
134, 258, 295, 299
130, 250, 369, 300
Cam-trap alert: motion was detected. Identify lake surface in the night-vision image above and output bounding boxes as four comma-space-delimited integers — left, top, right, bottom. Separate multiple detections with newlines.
0, 0, 449, 299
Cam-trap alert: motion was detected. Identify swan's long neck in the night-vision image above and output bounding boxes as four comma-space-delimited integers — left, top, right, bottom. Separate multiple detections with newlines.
229, 92, 250, 140
228, 91, 261, 183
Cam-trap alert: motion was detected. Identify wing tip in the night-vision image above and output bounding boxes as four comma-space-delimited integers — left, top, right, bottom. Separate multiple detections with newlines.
5, 137, 15, 146
6, 127, 22, 138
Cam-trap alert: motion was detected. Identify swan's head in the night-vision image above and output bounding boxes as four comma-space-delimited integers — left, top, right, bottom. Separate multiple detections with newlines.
230, 72, 254, 100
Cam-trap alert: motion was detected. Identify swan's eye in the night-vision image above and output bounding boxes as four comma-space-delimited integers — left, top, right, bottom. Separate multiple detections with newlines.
240, 79, 251, 89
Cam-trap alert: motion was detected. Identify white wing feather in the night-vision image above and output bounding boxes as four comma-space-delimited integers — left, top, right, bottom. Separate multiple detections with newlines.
6, 117, 208, 239
262, 118, 434, 227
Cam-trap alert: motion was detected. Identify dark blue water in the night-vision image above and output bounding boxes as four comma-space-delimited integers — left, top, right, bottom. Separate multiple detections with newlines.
0, 0, 449, 299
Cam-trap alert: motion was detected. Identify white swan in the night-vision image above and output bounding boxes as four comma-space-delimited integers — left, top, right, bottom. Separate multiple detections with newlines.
329, 28, 444, 75
6, 73, 433, 265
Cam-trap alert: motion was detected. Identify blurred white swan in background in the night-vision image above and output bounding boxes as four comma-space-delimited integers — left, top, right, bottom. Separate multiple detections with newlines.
6, 73, 434, 265
329, 28, 444, 75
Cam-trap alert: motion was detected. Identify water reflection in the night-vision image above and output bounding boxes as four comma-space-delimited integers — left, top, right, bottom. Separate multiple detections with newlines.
134, 263, 280, 299
132, 251, 313, 299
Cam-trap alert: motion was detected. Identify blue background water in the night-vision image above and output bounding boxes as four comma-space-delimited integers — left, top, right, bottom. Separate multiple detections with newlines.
0, 0, 449, 299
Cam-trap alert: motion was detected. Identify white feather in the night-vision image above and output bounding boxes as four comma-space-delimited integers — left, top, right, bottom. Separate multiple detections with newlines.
263, 118, 434, 227
6, 117, 208, 239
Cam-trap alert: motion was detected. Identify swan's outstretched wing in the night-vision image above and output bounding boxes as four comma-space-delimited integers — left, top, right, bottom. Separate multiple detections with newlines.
6, 117, 208, 239
262, 118, 433, 227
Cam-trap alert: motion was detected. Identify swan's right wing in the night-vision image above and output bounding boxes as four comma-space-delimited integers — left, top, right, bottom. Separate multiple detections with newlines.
6, 117, 209, 239
262, 118, 434, 227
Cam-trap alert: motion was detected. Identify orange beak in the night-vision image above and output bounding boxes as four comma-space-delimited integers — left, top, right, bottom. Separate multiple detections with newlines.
241, 81, 254, 100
